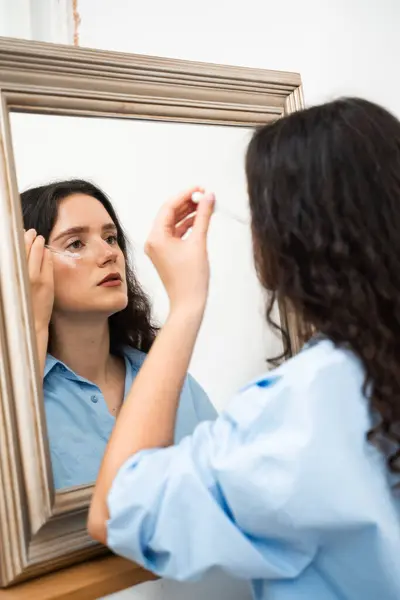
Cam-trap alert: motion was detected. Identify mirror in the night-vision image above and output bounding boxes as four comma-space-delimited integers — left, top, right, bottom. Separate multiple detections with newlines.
10, 112, 283, 492
0, 37, 304, 586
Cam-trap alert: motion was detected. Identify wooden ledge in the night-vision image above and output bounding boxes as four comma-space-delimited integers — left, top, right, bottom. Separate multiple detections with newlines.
0, 555, 157, 600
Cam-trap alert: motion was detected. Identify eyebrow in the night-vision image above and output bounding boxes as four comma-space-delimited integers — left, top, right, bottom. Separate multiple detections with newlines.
52, 223, 117, 243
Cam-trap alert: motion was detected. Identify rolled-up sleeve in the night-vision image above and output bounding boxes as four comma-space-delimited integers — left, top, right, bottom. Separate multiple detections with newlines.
106, 377, 319, 582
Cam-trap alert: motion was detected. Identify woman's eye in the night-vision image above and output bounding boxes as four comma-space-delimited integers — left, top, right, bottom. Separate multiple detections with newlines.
67, 239, 83, 250
106, 235, 118, 245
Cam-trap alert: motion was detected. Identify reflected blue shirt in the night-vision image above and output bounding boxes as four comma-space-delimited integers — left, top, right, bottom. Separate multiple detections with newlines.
106, 340, 400, 600
44, 346, 217, 489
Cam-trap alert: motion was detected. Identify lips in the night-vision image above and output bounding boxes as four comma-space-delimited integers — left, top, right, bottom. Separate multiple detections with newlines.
98, 273, 122, 286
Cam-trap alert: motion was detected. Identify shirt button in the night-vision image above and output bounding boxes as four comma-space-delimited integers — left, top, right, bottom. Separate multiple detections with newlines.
90, 395, 98, 404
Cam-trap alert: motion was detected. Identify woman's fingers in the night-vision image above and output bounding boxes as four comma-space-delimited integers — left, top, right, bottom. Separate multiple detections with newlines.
24, 228, 37, 260
28, 235, 46, 281
193, 193, 215, 239
154, 186, 204, 235
148, 189, 215, 248
175, 214, 196, 238
169, 186, 204, 212
22, 229, 54, 334
145, 187, 212, 312
174, 202, 197, 225
41, 247, 54, 283
171, 190, 215, 240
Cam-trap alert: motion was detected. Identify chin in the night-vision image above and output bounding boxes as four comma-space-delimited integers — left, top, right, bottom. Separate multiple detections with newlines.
99, 292, 129, 315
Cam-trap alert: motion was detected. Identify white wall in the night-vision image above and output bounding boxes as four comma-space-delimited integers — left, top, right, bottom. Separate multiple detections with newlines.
77, 0, 400, 117
0, 0, 73, 44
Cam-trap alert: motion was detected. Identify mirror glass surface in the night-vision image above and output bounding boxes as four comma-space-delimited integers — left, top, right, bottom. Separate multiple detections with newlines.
10, 112, 283, 491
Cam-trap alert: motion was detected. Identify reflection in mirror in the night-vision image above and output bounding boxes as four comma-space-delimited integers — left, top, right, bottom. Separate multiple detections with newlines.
10, 114, 283, 492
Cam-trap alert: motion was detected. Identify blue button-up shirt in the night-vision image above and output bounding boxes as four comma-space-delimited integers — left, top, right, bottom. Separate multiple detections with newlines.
106, 340, 400, 599
44, 346, 217, 490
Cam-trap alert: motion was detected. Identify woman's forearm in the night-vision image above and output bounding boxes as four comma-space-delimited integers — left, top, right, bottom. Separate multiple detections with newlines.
88, 306, 204, 541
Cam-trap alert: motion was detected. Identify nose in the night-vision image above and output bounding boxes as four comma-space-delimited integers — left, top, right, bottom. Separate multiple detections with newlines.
96, 239, 118, 266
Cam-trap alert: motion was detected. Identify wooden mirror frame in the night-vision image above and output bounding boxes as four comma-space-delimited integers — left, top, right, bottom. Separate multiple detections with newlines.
0, 36, 306, 587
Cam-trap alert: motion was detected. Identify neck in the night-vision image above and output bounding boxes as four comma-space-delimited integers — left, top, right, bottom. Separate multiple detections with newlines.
49, 313, 114, 384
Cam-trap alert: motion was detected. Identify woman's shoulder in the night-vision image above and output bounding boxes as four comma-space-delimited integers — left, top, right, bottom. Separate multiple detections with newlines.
237, 339, 362, 396
276, 338, 364, 388
228, 339, 369, 440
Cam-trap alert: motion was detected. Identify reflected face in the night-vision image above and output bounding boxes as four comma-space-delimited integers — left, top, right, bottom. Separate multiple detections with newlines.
48, 194, 128, 318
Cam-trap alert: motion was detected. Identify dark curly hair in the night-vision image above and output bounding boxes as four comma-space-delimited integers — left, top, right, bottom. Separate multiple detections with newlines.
20, 179, 158, 354
246, 97, 400, 477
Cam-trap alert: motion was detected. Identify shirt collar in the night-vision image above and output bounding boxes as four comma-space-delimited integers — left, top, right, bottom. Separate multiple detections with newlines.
44, 354, 80, 380
122, 346, 146, 369
44, 354, 60, 378
44, 346, 147, 379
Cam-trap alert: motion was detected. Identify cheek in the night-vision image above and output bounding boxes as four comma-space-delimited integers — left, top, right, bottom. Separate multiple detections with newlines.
53, 261, 88, 302
117, 257, 127, 281
117, 252, 126, 269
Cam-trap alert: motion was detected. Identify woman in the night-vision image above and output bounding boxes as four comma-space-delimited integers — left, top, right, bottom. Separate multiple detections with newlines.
88, 99, 400, 599
22, 179, 216, 489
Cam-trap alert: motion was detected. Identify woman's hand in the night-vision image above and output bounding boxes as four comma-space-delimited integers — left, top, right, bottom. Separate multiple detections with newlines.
145, 187, 215, 315
24, 229, 54, 332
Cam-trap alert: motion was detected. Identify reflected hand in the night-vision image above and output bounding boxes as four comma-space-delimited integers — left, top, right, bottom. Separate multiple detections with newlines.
24, 229, 54, 332
145, 187, 215, 314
